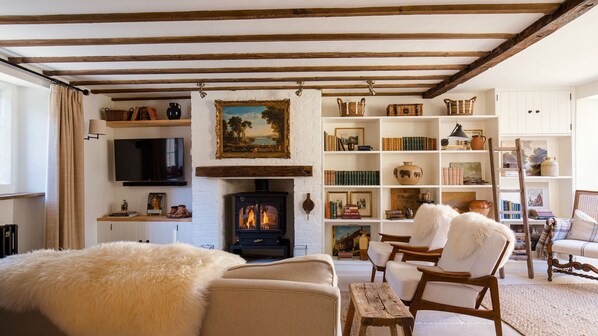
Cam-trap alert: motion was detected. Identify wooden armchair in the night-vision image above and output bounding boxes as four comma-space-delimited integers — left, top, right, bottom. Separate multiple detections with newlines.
366, 204, 459, 282
547, 190, 598, 281
385, 212, 515, 336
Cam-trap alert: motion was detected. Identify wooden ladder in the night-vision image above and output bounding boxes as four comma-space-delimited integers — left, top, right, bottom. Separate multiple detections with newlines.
488, 138, 534, 279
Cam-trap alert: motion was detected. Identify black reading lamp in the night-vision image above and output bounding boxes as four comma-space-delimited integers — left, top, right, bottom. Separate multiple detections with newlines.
441, 123, 469, 146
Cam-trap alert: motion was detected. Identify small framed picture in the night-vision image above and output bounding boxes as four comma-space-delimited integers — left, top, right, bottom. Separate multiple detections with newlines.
350, 191, 373, 217
327, 191, 348, 215
527, 188, 549, 209
456, 129, 484, 146
335, 128, 365, 147
147, 192, 166, 216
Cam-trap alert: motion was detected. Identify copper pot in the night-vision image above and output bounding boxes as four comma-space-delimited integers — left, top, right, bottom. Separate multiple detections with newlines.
468, 200, 493, 216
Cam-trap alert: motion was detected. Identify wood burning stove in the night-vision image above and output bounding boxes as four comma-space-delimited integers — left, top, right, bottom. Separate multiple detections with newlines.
230, 180, 290, 258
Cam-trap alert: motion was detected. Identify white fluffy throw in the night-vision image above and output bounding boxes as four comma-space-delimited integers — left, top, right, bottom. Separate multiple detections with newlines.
411, 203, 459, 242
0, 242, 245, 336
444, 212, 515, 264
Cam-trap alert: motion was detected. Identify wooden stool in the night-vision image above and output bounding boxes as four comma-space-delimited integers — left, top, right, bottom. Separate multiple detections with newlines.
343, 282, 414, 336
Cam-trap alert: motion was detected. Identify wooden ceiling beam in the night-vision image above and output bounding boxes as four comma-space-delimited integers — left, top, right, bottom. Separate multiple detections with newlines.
112, 96, 190, 101
0, 4, 560, 25
45, 65, 464, 76
71, 75, 449, 86
9, 51, 487, 64
0, 33, 513, 47
91, 83, 434, 94
322, 92, 422, 97
424, 0, 598, 98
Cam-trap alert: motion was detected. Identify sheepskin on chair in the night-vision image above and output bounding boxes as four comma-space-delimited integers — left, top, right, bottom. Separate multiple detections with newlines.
444, 212, 515, 265
0, 242, 245, 336
411, 203, 460, 242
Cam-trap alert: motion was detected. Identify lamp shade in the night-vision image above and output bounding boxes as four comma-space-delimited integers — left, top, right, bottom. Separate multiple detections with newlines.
447, 123, 469, 140
89, 119, 107, 135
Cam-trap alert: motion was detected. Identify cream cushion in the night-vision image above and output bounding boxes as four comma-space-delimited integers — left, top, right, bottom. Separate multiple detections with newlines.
552, 239, 598, 258
385, 261, 422, 301
367, 241, 402, 267
223, 254, 337, 287
566, 209, 598, 242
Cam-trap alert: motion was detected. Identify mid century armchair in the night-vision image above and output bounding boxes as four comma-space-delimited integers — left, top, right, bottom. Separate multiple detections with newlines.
385, 212, 515, 336
366, 203, 459, 282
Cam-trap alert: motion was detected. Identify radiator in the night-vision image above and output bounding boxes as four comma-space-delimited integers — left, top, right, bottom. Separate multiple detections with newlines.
0, 224, 18, 258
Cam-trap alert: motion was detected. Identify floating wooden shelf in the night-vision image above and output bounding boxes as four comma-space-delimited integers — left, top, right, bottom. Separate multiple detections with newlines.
196, 165, 313, 177
0, 192, 45, 201
106, 119, 191, 128
97, 215, 192, 222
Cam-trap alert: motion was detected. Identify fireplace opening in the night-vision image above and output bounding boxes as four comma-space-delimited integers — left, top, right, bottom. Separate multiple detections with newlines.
230, 179, 290, 259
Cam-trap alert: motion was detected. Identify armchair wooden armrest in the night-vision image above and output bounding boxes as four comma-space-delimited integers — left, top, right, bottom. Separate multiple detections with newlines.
379, 233, 410, 243
388, 242, 428, 252
398, 249, 441, 264
416, 266, 471, 279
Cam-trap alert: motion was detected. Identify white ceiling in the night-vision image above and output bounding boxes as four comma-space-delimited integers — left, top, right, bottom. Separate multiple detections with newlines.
0, 0, 596, 98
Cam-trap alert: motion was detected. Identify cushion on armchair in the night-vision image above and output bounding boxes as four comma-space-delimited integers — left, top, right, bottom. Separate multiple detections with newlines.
566, 209, 598, 242
223, 254, 337, 287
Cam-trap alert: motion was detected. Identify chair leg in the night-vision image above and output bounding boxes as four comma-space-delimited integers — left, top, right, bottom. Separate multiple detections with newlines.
547, 256, 553, 282
489, 277, 502, 336
370, 265, 376, 282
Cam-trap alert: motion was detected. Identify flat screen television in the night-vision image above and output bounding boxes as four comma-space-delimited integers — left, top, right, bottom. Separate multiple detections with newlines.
114, 138, 186, 185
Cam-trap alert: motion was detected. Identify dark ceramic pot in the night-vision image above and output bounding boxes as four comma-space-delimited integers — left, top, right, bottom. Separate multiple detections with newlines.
166, 103, 182, 120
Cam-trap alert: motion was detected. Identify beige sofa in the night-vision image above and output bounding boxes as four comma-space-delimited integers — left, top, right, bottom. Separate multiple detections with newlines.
0, 254, 341, 336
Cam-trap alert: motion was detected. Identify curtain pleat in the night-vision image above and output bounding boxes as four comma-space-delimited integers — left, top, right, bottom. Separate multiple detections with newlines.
45, 84, 85, 249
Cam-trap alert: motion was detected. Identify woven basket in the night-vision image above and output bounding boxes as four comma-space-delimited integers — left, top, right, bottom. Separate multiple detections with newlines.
444, 96, 476, 115
337, 98, 366, 117
103, 108, 133, 121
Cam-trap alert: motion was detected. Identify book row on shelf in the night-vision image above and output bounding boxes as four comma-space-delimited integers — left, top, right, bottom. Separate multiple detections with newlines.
381, 137, 438, 151
324, 170, 380, 186
500, 200, 522, 219
441, 167, 464, 185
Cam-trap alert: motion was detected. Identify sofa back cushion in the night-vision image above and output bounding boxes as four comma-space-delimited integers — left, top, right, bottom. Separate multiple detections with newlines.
566, 209, 598, 242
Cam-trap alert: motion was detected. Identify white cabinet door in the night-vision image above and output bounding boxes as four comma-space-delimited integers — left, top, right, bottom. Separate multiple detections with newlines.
147, 222, 177, 244
112, 221, 138, 242
175, 223, 193, 244
97, 222, 115, 244
497, 91, 571, 135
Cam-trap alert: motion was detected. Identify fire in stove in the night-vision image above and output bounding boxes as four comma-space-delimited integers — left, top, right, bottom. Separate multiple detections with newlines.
240, 206, 257, 230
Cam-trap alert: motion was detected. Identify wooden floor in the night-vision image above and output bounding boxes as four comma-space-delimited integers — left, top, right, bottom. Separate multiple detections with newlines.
335, 257, 596, 336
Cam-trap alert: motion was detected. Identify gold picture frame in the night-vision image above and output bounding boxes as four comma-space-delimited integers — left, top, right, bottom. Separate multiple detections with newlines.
215, 99, 290, 159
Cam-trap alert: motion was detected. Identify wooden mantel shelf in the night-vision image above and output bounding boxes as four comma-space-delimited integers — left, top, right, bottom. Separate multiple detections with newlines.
196, 165, 313, 177
107, 119, 191, 128
0, 192, 45, 201
97, 215, 191, 222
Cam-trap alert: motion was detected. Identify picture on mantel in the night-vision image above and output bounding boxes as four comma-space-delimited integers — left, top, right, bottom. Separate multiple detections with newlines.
215, 99, 290, 159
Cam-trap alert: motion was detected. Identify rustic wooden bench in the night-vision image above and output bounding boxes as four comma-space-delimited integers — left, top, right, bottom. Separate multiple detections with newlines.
343, 282, 414, 336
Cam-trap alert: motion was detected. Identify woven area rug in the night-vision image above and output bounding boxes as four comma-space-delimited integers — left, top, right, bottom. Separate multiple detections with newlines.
483, 283, 598, 336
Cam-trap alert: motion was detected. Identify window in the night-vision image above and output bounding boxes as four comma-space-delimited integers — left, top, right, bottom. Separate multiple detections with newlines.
0, 89, 11, 184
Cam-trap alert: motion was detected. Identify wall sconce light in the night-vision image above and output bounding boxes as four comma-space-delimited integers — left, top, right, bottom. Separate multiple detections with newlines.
367, 80, 376, 96
197, 82, 207, 98
84, 119, 107, 140
440, 123, 469, 146
295, 81, 304, 97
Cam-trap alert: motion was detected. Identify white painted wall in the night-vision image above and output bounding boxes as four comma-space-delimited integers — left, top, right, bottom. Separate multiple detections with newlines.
191, 90, 323, 253
575, 98, 598, 191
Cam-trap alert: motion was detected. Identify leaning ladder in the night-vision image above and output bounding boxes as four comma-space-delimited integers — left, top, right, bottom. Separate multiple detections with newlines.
488, 138, 534, 279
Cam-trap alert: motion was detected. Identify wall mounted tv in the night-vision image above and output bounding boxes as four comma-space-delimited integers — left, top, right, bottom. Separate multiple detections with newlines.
114, 138, 187, 186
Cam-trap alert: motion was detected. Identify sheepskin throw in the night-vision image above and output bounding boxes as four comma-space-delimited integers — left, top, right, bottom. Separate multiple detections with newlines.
411, 203, 459, 242
0, 242, 245, 336
444, 212, 515, 265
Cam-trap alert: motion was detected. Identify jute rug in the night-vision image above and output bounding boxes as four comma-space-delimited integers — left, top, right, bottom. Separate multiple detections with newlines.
482, 283, 598, 336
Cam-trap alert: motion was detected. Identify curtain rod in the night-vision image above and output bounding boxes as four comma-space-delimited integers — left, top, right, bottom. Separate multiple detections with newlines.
0, 58, 89, 95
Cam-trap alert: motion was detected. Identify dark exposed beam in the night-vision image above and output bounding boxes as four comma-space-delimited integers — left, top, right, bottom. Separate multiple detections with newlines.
0, 4, 560, 24
322, 92, 422, 97
423, 0, 598, 98
8, 51, 487, 64
111, 96, 190, 101
0, 33, 513, 47
90, 83, 434, 94
71, 75, 449, 86
45, 65, 464, 76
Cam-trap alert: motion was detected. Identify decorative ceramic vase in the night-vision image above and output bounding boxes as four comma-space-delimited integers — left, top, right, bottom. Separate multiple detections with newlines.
470, 135, 487, 150
541, 157, 559, 176
393, 161, 423, 185
166, 102, 182, 120
468, 200, 493, 217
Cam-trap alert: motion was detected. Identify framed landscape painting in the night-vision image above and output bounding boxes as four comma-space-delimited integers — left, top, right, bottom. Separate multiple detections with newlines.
334, 128, 364, 146
215, 100, 290, 159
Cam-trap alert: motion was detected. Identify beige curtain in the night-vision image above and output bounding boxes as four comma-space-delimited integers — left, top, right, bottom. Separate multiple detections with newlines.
45, 84, 85, 249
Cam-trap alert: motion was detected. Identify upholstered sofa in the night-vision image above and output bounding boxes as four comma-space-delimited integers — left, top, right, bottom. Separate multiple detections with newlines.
0, 253, 341, 336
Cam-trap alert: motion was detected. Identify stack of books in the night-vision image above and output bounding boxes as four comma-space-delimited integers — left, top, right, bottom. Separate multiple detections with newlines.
442, 167, 464, 185
529, 208, 555, 220
385, 209, 405, 220
341, 204, 361, 219
108, 211, 138, 217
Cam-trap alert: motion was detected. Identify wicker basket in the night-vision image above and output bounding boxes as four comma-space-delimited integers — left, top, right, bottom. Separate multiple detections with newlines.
444, 96, 476, 115
337, 98, 365, 117
102, 107, 133, 121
